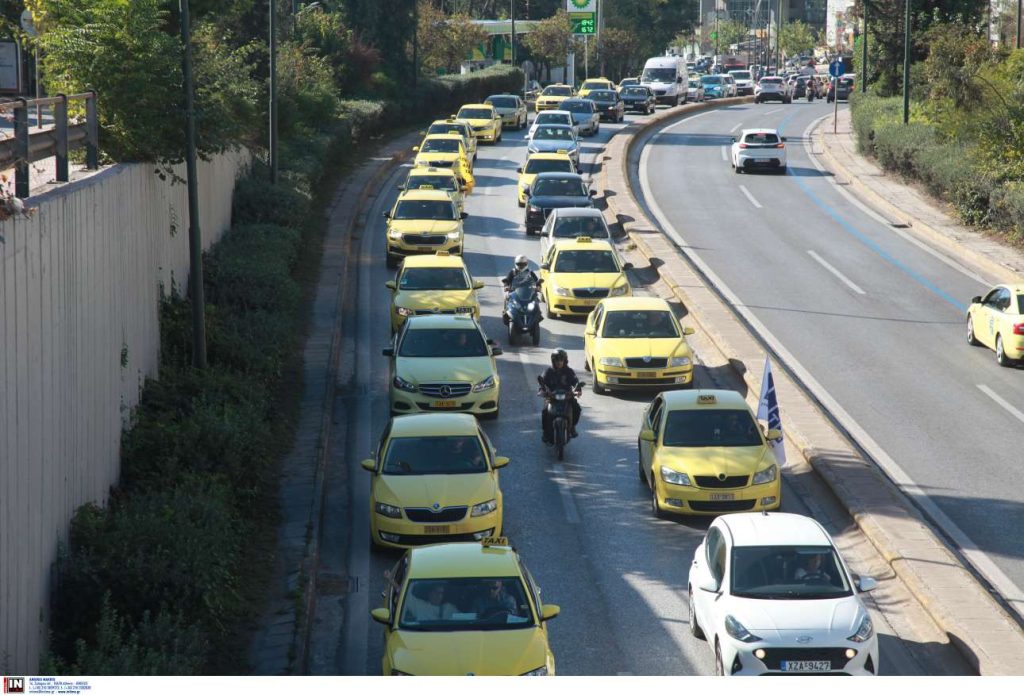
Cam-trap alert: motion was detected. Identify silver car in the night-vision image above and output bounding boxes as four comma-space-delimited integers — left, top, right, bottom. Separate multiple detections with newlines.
686, 78, 705, 102
528, 110, 577, 139
527, 124, 581, 169
560, 98, 601, 136
539, 207, 612, 258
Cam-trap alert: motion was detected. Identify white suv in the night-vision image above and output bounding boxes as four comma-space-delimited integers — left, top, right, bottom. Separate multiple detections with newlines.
731, 128, 787, 174
728, 70, 755, 96
688, 513, 880, 676
754, 77, 791, 104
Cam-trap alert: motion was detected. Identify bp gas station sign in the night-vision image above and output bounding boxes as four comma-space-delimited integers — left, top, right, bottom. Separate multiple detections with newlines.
567, 0, 597, 36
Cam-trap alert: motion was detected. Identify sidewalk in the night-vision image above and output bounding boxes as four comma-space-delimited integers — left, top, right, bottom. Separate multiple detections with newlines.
817, 107, 1024, 284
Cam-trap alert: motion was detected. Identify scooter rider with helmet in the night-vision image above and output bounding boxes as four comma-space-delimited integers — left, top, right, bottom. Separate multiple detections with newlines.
538, 348, 582, 443
502, 254, 539, 290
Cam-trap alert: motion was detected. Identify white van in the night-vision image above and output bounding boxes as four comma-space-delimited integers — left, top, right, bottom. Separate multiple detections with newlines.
640, 56, 686, 106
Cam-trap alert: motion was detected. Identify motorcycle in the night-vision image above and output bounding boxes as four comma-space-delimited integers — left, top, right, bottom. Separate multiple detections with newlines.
537, 377, 583, 461
503, 283, 543, 346
806, 83, 815, 102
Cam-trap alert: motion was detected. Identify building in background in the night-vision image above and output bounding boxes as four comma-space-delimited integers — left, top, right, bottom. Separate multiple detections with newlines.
826, 0, 856, 53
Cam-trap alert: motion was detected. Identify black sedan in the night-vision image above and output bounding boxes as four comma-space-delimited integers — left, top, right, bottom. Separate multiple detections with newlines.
588, 89, 625, 123
523, 172, 597, 235
619, 85, 656, 114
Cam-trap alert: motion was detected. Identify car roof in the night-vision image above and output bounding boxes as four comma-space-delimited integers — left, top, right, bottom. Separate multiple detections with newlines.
400, 252, 465, 268
598, 296, 672, 312
485, 93, 518, 99
721, 512, 832, 548
430, 119, 468, 128
407, 543, 522, 579
661, 388, 750, 411
551, 237, 615, 252
390, 412, 479, 438
550, 207, 603, 219
544, 83, 571, 88
423, 133, 464, 142
537, 110, 571, 117
535, 171, 583, 181
397, 189, 455, 201
459, 103, 493, 109
408, 166, 458, 176
404, 313, 480, 329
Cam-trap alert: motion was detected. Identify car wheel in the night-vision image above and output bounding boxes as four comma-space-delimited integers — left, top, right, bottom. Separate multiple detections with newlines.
518, 199, 525, 208
496, 130, 502, 142
688, 589, 705, 640
651, 486, 666, 520
996, 335, 1015, 367
715, 640, 725, 676
531, 325, 540, 346
637, 448, 647, 483
583, 356, 591, 372
735, 165, 743, 174
966, 316, 980, 346
592, 377, 605, 395
385, 253, 399, 269
481, 405, 500, 421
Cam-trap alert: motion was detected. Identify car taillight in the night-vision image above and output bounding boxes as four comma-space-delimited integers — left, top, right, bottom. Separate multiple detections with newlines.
1014, 323, 1024, 336
739, 143, 748, 149
776, 142, 785, 148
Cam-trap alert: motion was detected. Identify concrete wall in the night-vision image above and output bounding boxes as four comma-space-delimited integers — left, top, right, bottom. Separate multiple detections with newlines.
0, 149, 250, 672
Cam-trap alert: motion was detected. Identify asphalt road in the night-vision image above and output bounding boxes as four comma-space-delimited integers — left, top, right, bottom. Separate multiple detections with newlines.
637, 100, 1024, 620
316, 103, 973, 676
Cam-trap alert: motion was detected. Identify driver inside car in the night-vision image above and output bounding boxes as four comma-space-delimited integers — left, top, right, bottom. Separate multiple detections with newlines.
472, 579, 517, 617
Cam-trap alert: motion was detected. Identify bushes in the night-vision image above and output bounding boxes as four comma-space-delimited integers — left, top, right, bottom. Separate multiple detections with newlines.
989, 183, 1024, 245
849, 93, 902, 156
872, 121, 937, 179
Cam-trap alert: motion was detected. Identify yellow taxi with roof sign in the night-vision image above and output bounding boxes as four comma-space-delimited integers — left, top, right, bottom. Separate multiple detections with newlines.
584, 296, 696, 393
966, 283, 1024, 367
413, 133, 471, 173
535, 84, 575, 111
638, 389, 782, 517
540, 237, 632, 318
425, 117, 478, 162
372, 540, 559, 675
383, 189, 467, 268
386, 252, 483, 333
456, 103, 503, 143
362, 413, 506, 549
578, 77, 615, 98
515, 152, 576, 207
401, 166, 467, 212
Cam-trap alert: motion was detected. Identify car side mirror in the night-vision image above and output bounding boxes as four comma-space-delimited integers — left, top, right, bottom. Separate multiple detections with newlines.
516, 167, 523, 173
589, 189, 597, 197
494, 456, 510, 469
473, 280, 485, 290
683, 327, 695, 336
370, 608, 392, 626
766, 429, 783, 441
382, 210, 390, 219
639, 429, 656, 442
856, 576, 878, 592
523, 187, 530, 197
385, 280, 397, 290
361, 459, 376, 472
971, 295, 982, 304
491, 345, 503, 356
540, 262, 550, 270
541, 604, 561, 621
698, 576, 720, 593
731, 137, 736, 143
382, 347, 394, 357
622, 262, 633, 270
412, 146, 419, 152
461, 212, 469, 220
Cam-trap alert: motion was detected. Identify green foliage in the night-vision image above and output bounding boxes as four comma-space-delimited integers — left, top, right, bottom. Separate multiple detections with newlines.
849, 93, 903, 155
779, 20, 816, 57
521, 9, 573, 70
871, 120, 937, 178
989, 182, 1024, 244
232, 176, 312, 227
603, 0, 697, 65
714, 20, 749, 50
416, 1, 488, 74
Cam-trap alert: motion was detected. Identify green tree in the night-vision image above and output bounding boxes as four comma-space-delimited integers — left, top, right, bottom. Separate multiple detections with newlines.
779, 20, 816, 57
604, 0, 697, 64
715, 19, 749, 51
522, 9, 573, 76
598, 27, 640, 81
416, 1, 488, 74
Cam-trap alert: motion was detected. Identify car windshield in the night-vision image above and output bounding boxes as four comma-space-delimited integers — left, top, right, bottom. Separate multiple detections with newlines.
532, 177, 587, 197
731, 71, 752, 80
760, 77, 782, 84
427, 123, 467, 137
701, 75, 722, 84
552, 249, 618, 273
534, 126, 574, 141
398, 268, 469, 290
421, 139, 461, 153
457, 108, 492, 120
730, 546, 853, 600
382, 435, 487, 475
662, 409, 762, 447
620, 78, 639, 86
642, 68, 676, 82
535, 113, 569, 125
487, 96, 517, 108
551, 216, 609, 239
407, 175, 457, 191
582, 81, 609, 90
590, 91, 617, 102
744, 132, 779, 145
602, 311, 679, 338
542, 86, 573, 96
399, 577, 534, 631
398, 327, 488, 357
393, 200, 457, 221
524, 158, 573, 175
562, 100, 592, 113
688, 80, 701, 88
622, 87, 648, 96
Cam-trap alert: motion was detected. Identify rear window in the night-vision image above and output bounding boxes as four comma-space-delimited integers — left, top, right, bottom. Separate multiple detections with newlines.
730, 71, 752, 80
487, 96, 517, 108
760, 77, 782, 84
743, 132, 779, 145
701, 75, 722, 84
551, 216, 609, 239
622, 87, 648, 96
589, 90, 617, 101
524, 158, 574, 175
562, 100, 593, 113
407, 174, 457, 191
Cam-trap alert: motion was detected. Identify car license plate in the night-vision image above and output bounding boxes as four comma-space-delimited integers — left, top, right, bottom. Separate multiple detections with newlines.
580, 298, 597, 305
432, 400, 457, 408
417, 246, 434, 252
639, 371, 657, 378
424, 525, 450, 535
710, 493, 735, 501
781, 660, 831, 672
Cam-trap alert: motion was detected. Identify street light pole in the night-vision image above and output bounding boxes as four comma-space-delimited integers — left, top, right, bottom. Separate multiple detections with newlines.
1017, 0, 1022, 49
861, 2, 868, 93
775, 0, 781, 74
902, 0, 910, 124
510, 0, 516, 67
269, 0, 278, 184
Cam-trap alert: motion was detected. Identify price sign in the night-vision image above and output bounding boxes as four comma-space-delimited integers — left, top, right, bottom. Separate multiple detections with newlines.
570, 12, 596, 35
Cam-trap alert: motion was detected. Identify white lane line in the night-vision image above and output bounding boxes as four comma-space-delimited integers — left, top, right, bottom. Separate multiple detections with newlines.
640, 125, 1024, 622
807, 250, 866, 295
720, 145, 727, 162
978, 384, 1024, 424
551, 463, 581, 524
765, 108, 782, 115
738, 184, 762, 208
730, 122, 743, 133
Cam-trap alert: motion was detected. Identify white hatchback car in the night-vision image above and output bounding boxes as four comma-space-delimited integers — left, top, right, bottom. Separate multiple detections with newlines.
688, 512, 879, 676
731, 128, 787, 174
527, 110, 577, 140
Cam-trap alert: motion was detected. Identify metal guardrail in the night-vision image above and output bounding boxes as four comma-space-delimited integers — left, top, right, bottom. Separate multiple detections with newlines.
0, 92, 99, 198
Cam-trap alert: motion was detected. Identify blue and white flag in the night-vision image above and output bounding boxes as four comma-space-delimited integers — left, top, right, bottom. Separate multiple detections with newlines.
756, 357, 786, 465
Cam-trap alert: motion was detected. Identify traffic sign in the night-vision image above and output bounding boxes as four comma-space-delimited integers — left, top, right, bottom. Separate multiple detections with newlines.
829, 59, 845, 78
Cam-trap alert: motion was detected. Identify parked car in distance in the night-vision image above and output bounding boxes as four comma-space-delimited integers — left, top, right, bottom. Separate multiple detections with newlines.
686, 78, 706, 102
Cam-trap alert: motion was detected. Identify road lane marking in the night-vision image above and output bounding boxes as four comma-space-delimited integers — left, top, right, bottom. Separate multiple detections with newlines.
765, 108, 782, 115
738, 184, 762, 208
807, 250, 866, 295
978, 384, 1024, 424
551, 463, 581, 524
730, 122, 743, 133
639, 124, 1024, 622
720, 145, 727, 161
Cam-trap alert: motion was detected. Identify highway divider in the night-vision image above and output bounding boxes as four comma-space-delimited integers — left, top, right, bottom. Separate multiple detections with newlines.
597, 98, 1024, 675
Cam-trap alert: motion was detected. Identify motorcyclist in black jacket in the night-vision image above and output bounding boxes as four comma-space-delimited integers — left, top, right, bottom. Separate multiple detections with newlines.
539, 348, 581, 443
502, 254, 539, 290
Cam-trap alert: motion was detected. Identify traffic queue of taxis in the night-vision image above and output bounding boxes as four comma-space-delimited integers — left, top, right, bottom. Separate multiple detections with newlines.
365, 93, 880, 677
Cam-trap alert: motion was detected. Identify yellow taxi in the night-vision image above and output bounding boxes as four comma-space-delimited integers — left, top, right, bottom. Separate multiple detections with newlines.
362, 414, 507, 549
485, 93, 528, 130
372, 539, 559, 675
424, 117, 478, 162
584, 296, 696, 394
638, 390, 783, 517
540, 237, 632, 318
456, 103, 503, 143
515, 152, 576, 207
967, 284, 1024, 367
401, 166, 468, 212
535, 84, 575, 111
384, 314, 501, 418
383, 189, 467, 268
386, 252, 484, 333
413, 133, 471, 174
578, 77, 615, 97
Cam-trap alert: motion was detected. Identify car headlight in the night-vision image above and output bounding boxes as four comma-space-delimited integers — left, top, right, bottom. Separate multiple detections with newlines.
392, 375, 417, 392
521, 666, 548, 676
609, 284, 629, 297
660, 466, 691, 487
599, 357, 623, 367
724, 614, 762, 643
396, 306, 415, 317
520, 182, 530, 191
471, 499, 497, 517
388, 229, 402, 240
847, 614, 874, 643
472, 375, 496, 392
669, 356, 691, 367
752, 465, 777, 486
553, 285, 570, 296
447, 230, 461, 239
374, 502, 402, 519
528, 204, 542, 212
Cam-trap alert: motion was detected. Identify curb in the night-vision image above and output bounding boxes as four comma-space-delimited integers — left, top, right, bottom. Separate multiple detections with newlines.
600, 100, 1024, 675
814, 116, 1024, 285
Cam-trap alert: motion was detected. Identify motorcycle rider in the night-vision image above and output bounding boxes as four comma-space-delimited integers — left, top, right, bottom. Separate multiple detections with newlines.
539, 348, 582, 443
502, 254, 539, 290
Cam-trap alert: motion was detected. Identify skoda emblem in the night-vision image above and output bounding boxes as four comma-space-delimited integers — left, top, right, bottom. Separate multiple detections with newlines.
432, 503, 441, 510
796, 635, 813, 644
643, 356, 652, 363
440, 384, 452, 398
718, 473, 727, 481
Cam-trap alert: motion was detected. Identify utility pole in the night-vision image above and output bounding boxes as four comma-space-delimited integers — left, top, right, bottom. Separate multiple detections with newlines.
1018, 0, 1022, 49
861, 2, 868, 93
775, 0, 781, 74
178, 0, 207, 369
412, 0, 419, 89
510, 0, 516, 67
269, 0, 278, 183
902, 0, 910, 124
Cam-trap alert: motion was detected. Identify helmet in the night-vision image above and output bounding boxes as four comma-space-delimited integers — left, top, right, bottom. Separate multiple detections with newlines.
550, 348, 568, 366
514, 254, 529, 269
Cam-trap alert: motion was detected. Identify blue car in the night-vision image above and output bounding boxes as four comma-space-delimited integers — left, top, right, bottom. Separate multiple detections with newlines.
700, 75, 726, 99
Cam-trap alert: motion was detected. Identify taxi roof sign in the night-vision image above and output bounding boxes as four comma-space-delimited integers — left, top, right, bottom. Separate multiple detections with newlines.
557, 149, 568, 153
480, 536, 509, 547
697, 394, 717, 405
576, 236, 592, 243
434, 250, 450, 256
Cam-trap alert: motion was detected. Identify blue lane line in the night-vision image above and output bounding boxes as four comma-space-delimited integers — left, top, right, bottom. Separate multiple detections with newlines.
773, 109, 967, 312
